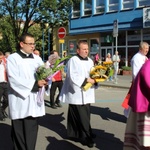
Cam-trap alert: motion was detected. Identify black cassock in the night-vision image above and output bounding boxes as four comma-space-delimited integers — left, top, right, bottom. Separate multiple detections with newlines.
67, 104, 92, 139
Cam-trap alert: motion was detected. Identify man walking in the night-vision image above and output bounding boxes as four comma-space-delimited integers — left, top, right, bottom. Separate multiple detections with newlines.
112, 51, 120, 84
7, 33, 47, 150
59, 40, 96, 148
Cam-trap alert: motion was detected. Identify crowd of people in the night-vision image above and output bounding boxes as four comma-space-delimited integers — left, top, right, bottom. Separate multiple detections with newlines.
1, 32, 150, 149
0, 34, 97, 149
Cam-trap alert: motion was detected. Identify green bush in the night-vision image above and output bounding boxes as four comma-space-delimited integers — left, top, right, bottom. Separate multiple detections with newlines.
121, 66, 132, 71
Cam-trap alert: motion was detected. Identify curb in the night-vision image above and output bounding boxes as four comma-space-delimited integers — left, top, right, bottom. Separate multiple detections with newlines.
100, 84, 130, 89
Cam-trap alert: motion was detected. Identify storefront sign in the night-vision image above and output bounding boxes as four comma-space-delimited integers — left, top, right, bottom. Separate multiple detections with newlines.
104, 35, 113, 43
143, 7, 150, 28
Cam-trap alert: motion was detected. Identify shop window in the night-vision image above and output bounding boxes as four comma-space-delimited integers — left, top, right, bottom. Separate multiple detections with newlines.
90, 39, 100, 53
138, 0, 150, 7
108, 0, 119, 12
101, 33, 113, 46
122, 0, 134, 10
96, 0, 105, 14
68, 40, 77, 54
128, 47, 139, 66
84, 0, 92, 16
143, 28, 150, 34
118, 31, 126, 46
127, 30, 141, 45
72, 2, 80, 18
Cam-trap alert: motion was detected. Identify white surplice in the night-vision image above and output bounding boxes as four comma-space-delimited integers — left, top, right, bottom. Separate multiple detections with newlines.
59, 55, 95, 105
7, 53, 45, 120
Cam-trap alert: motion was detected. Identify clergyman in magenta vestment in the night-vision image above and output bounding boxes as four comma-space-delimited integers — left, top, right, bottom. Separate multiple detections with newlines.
128, 58, 150, 113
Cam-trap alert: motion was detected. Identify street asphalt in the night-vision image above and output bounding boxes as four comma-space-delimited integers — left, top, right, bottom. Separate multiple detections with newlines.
0, 75, 131, 150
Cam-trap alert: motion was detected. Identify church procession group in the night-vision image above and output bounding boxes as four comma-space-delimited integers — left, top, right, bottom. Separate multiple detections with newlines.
1, 32, 150, 150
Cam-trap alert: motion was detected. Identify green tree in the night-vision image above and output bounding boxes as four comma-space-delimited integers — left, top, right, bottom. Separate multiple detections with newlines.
0, 0, 80, 53
0, 16, 16, 52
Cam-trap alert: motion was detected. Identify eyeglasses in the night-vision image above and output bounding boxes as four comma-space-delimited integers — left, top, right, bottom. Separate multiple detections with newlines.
23, 42, 36, 46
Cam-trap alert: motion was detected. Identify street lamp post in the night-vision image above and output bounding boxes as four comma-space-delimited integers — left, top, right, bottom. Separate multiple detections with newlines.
48, 28, 51, 57
42, 23, 45, 61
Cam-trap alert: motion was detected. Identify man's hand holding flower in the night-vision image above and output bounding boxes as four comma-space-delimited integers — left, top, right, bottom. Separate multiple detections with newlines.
38, 79, 48, 87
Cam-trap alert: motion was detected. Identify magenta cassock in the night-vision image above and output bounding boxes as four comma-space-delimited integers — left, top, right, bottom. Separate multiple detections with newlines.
129, 58, 150, 112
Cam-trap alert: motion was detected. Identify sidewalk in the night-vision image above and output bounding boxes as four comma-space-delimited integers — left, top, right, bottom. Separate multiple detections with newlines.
100, 75, 132, 89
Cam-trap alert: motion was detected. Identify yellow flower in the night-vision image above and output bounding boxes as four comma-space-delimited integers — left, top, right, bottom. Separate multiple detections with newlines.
83, 64, 110, 91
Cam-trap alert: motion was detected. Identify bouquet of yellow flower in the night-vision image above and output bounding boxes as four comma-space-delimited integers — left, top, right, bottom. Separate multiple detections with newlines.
102, 61, 113, 77
83, 61, 113, 91
102, 61, 113, 67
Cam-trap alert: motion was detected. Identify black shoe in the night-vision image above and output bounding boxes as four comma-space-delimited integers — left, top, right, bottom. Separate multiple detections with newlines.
56, 103, 62, 107
51, 105, 57, 109
81, 137, 96, 148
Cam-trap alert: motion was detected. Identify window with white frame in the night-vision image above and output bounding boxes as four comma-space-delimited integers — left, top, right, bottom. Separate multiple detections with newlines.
108, 0, 118, 12
90, 38, 100, 53
96, 0, 105, 14
72, 2, 80, 18
84, 0, 92, 16
138, 0, 150, 7
122, 0, 134, 10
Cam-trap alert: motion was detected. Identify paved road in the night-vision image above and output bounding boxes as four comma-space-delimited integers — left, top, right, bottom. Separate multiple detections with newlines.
100, 75, 132, 89
0, 81, 130, 150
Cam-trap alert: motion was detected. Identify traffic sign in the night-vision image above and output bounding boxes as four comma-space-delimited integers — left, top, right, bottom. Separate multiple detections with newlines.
113, 20, 118, 37
58, 27, 66, 39
59, 39, 65, 43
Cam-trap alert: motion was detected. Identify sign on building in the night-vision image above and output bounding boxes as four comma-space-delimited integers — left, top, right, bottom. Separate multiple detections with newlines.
104, 35, 113, 43
143, 7, 150, 28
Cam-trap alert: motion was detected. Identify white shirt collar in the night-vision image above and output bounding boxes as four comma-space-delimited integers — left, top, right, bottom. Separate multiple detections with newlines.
20, 49, 30, 57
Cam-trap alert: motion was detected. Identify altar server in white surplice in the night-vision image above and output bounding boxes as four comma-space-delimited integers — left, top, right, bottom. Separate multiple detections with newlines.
59, 40, 96, 148
6, 33, 47, 150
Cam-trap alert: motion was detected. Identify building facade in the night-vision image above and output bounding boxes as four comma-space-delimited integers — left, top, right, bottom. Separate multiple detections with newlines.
60, 0, 150, 67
